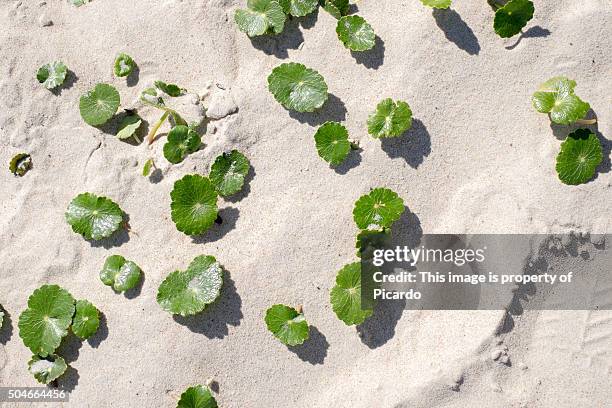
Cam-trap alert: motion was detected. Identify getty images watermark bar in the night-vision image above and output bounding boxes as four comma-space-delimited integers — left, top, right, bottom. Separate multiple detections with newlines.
359, 233, 610, 310
0, 387, 69, 402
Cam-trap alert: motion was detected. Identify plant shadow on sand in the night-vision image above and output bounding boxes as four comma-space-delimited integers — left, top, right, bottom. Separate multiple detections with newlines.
288, 326, 329, 365
0, 307, 13, 344
357, 208, 423, 348
289, 93, 347, 126
191, 207, 240, 244
380, 118, 431, 169
351, 36, 385, 70
249, 11, 319, 59
334, 147, 362, 175
505, 26, 551, 50
433, 9, 480, 55
173, 270, 243, 339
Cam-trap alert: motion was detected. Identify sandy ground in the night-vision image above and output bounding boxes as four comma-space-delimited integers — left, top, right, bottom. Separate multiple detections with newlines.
0, 0, 611, 407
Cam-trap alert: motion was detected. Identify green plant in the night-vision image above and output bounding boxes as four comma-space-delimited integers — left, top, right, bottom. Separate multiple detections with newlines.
330, 262, 372, 325
114, 53, 135, 77
140, 82, 189, 144
265, 304, 309, 346
116, 113, 143, 142
157, 255, 224, 316
314, 121, 355, 166
235, 0, 286, 37
36, 61, 68, 89
69, 0, 90, 6
170, 175, 219, 236
100, 255, 143, 293
279, 0, 318, 17
367, 98, 412, 138
72, 300, 100, 340
336, 15, 376, 51
556, 129, 602, 185
9, 153, 32, 176
532, 77, 593, 125
142, 158, 155, 176
492, 0, 534, 38
163, 125, 201, 164
65, 192, 125, 241
322, 0, 349, 19
353, 188, 405, 230
268, 63, 328, 112
28, 355, 67, 384
177, 385, 218, 408
209, 150, 251, 196
79, 83, 121, 126
420, 0, 451, 9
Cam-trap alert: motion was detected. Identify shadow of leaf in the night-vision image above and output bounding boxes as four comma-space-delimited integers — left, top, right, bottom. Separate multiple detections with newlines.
433, 9, 480, 55
287, 326, 329, 364
380, 118, 431, 169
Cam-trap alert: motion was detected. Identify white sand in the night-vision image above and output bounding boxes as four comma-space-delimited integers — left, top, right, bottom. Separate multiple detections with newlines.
0, 0, 610, 406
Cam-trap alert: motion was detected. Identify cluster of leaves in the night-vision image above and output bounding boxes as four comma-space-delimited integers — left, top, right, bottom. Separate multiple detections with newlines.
140, 81, 190, 144
100, 255, 143, 292
265, 304, 309, 346
9, 153, 33, 176
18, 285, 100, 384
170, 151, 251, 235
65, 192, 125, 241
531, 77, 602, 184
177, 385, 218, 408
37, 61, 68, 90
491, 0, 534, 38
157, 255, 224, 316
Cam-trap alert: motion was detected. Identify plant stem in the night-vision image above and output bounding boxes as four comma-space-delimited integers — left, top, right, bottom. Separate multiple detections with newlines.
147, 111, 169, 145
575, 118, 597, 125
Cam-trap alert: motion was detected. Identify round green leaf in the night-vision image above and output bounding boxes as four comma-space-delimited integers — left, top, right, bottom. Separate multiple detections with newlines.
163, 125, 201, 164
209, 150, 251, 197
330, 262, 372, 325
157, 255, 224, 316
114, 53, 135, 77
314, 122, 351, 166
100, 255, 142, 292
235, 0, 286, 37
336, 15, 376, 52
72, 299, 100, 340
65, 192, 124, 241
116, 114, 142, 140
170, 175, 219, 236
493, 0, 534, 38
28, 355, 68, 384
9, 153, 32, 176
279, 0, 318, 17
268, 63, 329, 112
265, 304, 309, 346
367, 98, 413, 138
420, 0, 451, 8
79, 83, 120, 126
353, 187, 405, 230
556, 129, 602, 185
177, 385, 218, 408
531, 76, 590, 125
36, 61, 67, 90
18, 285, 75, 357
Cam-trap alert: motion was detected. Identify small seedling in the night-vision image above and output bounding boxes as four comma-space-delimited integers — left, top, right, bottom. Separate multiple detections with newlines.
163, 125, 201, 164
336, 15, 376, 51
268, 63, 328, 112
265, 304, 309, 346
367, 98, 412, 138
279, 0, 318, 17
556, 129, 602, 185
330, 262, 373, 325
157, 255, 224, 316
177, 385, 218, 408
140, 82, 188, 144
209, 150, 251, 197
532, 76, 592, 125
235, 0, 286, 37
100, 255, 143, 293
170, 175, 219, 236
79, 83, 121, 126
323, 0, 349, 19
353, 187, 405, 230
116, 113, 143, 142
114, 53, 136, 77
36, 61, 67, 90
492, 0, 534, 38
420, 0, 451, 9
9, 153, 32, 176
72, 300, 100, 340
142, 158, 155, 176
69, 0, 90, 6
28, 355, 67, 385
65, 192, 125, 240
314, 121, 354, 166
